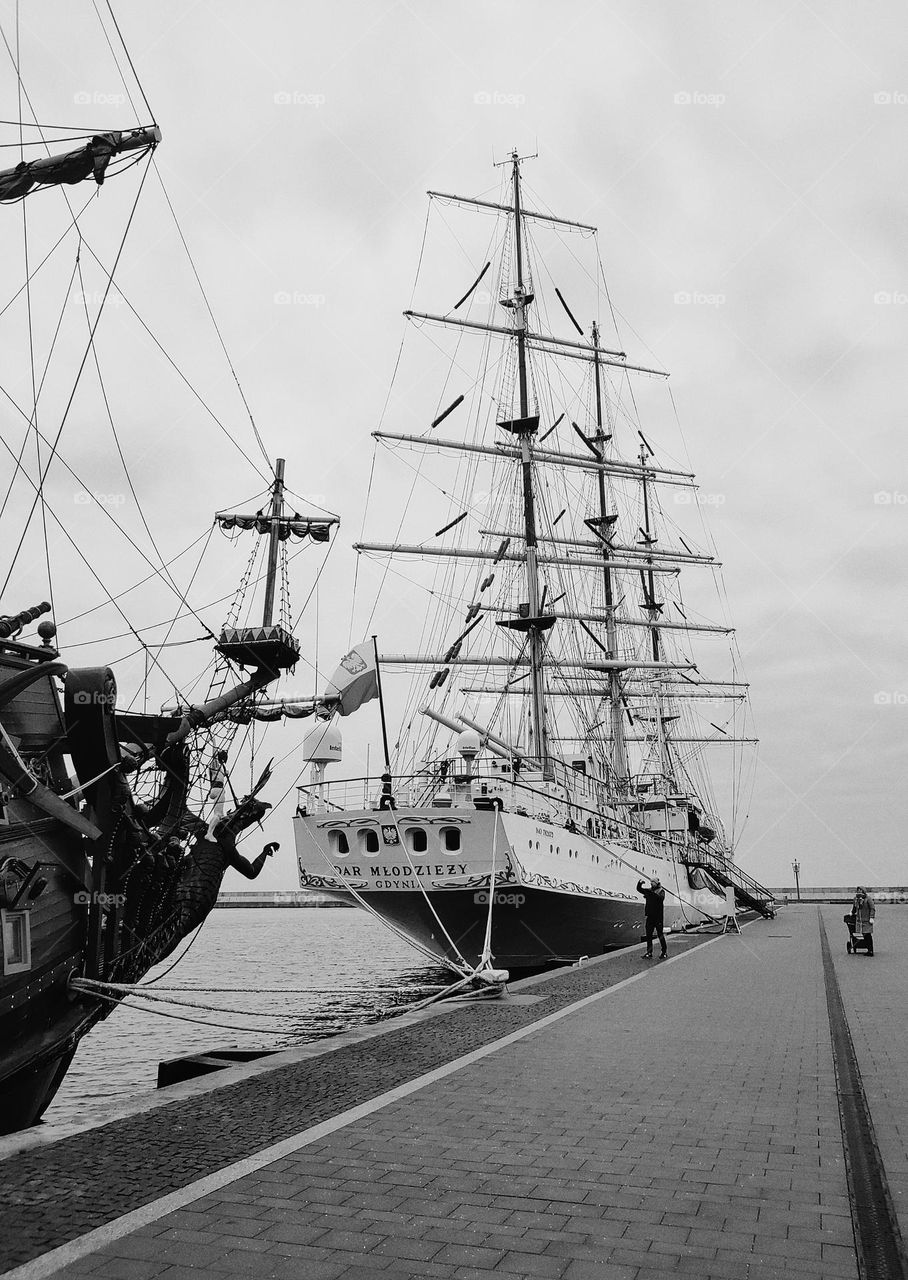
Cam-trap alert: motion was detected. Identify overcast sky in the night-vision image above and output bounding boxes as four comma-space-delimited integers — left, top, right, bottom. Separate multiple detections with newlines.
2, 1, 907, 891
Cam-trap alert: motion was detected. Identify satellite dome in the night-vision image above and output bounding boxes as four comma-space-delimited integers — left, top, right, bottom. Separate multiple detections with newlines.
302, 720, 342, 764
456, 729, 482, 760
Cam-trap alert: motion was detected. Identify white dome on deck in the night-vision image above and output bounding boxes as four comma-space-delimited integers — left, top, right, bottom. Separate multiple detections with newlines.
456, 729, 482, 760
302, 720, 342, 764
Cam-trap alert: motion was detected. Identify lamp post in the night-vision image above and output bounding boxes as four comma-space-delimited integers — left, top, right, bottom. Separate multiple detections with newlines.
792, 859, 801, 903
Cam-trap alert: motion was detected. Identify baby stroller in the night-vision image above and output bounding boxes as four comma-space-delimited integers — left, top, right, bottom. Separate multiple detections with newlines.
844, 913, 873, 955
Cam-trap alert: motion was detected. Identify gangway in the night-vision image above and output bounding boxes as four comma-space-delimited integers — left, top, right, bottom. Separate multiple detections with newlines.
681, 846, 776, 918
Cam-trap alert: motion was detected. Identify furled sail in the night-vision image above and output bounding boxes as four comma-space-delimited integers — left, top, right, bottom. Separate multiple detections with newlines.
0, 126, 161, 202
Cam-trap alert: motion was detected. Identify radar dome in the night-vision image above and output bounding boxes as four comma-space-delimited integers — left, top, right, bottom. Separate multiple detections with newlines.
302, 721, 342, 764
456, 729, 482, 760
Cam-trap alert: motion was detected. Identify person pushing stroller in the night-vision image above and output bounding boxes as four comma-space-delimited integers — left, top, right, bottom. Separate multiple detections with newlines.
845, 886, 875, 956
638, 876, 667, 959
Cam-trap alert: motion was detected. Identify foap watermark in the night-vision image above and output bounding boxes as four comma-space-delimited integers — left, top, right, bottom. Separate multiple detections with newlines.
69, 689, 116, 707
873, 91, 908, 105
74, 90, 126, 107
674, 91, 725, 108
473, 90, 525, 107
74, 890, 126, 906
71, 289, 125, 310
474, 890, 525, 907
874, 291, 908, 305
873, 491, 908, 505
274, 291, 326, 307
873, 692, 908, 706
689, 889, 726, 912
674, 290, 726, 307
74, 490, 126, 507
273, 91, 325, 107
675, 490, 725, 506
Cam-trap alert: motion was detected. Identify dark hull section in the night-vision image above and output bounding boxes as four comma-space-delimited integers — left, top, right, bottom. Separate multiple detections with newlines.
0, 1047, 77, 1132
362, 887, 649, 969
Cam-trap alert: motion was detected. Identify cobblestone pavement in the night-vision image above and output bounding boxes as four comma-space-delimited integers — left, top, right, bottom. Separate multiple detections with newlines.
820, 901, 908, 1246
0, 935, 712, 1272
5, 910, 872, 1280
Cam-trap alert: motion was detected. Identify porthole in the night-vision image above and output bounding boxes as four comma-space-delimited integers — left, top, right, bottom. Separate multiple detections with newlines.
441, 827, 461, 852
359, 829, 380, 854
1, 909, 31, 975
408, 827, 428, 854
329, 830, 349, 856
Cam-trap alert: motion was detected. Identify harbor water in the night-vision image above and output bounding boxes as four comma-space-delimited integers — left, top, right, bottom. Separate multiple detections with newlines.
45, 908, 445, 1131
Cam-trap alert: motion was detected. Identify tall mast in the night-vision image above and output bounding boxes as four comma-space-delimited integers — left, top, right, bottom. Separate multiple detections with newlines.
506, 151, 548, 767
591, 322, 628, 782
214, 460, 337, 677
262, 457, 285, 627
639, 447, 660, 663
639, 447, 670, 782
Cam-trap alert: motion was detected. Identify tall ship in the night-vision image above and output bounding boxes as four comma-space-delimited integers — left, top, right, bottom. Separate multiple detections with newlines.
294, 151, 773, 972
0, 14, 335, 1131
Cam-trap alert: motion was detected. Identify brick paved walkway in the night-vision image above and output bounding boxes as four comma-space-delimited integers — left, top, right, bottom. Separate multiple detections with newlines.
0, 936, 713, 1272
1, 908, 881, 1280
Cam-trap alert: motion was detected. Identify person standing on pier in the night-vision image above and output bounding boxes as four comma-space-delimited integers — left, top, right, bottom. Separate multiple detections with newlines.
638, 877, 667, 960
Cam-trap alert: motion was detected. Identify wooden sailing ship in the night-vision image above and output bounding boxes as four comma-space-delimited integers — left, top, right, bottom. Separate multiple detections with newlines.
0, 52, 335, 1130
294, 152, 774, 972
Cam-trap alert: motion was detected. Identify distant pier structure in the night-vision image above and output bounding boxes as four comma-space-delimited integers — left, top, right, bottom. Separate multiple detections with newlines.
770, 885, 908, 904
215, 890, 353, 908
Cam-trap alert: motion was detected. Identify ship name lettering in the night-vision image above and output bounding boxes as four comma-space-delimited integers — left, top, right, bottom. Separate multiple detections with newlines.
375, 879, 418, 889
367, 863, 469, 878
335, 865, 362, 876
535, 827, 554, 838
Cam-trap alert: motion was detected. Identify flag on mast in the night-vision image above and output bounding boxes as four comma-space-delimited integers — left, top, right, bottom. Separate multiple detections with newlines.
322, 642, 379, 716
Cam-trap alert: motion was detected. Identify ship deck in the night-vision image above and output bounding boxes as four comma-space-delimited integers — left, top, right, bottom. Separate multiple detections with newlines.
2, 904, 906, 1279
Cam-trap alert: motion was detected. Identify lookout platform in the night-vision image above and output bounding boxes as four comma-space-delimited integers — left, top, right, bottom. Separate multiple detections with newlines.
2, 905, 906, 1280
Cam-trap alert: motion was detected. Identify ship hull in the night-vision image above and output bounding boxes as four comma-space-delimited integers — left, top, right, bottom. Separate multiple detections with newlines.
0, 810, 101, 1133
294, 803, 724, 971
329, 885, 650, 969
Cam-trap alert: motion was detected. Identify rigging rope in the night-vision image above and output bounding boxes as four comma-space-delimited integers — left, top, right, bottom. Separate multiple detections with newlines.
151, 160, 272, 473
100, 0, 156, 122
0, 152, 154, 598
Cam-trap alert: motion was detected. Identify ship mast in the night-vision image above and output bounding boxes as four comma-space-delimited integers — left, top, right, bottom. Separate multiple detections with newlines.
590, 322, 628, 782
640, 446, 660, 664
501, 151, 548, 768
262, 457, 286, 627
639, 446, 671, 783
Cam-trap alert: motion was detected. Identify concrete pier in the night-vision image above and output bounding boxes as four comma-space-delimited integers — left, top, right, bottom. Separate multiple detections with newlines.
2, 905, 906, 1279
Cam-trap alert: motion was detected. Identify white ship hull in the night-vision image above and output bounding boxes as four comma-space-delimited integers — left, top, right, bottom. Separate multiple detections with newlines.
294, 804, 725, 970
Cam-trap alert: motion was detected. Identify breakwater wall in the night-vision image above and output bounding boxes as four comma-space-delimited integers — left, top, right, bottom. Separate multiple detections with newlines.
215, 890, 354, 908
770, 886, 908, 904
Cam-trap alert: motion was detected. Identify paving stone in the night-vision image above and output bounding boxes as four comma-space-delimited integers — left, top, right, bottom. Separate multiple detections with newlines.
372, 1236, 445, 1262
495, 1250, 568, 1276
431, 1242, 507, 1268
94, 1262, 170, 1280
